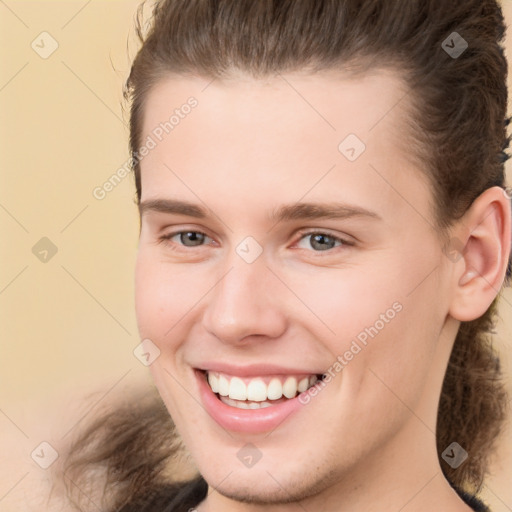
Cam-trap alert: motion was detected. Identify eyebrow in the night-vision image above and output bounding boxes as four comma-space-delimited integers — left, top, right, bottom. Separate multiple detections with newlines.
138, 198, 382, 223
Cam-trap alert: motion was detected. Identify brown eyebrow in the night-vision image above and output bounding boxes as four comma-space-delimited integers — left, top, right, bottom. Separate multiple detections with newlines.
138, 198, 382, 223
269, 202, 382, 223
139, 199, 208, 218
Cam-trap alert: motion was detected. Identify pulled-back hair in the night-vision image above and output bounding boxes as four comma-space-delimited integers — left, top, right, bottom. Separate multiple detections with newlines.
58, 1, 511, 510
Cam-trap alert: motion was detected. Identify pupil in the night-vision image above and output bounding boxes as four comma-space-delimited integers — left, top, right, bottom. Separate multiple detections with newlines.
182, 232, 204, 246
311, 234, 334, 251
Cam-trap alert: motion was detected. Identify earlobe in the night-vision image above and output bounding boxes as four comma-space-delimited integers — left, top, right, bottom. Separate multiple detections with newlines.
449, 186, 511, 322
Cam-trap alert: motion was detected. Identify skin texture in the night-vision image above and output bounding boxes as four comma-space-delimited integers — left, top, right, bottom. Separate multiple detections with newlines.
134, 69, 510, 511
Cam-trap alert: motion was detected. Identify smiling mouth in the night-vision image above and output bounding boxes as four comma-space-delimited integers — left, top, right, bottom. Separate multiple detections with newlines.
201, 370, 323, 409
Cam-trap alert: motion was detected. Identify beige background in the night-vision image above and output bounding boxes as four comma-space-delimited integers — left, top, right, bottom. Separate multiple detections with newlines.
0, 1, 511, 510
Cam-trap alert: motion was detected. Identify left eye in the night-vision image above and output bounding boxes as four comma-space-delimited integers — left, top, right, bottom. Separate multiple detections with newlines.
296, 232, 347, 252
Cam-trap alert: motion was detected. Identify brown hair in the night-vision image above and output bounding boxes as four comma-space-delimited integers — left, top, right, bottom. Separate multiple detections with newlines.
57, 1, 511, 510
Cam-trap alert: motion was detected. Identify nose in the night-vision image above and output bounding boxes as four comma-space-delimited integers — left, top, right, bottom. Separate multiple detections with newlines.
201, 253, 288, 345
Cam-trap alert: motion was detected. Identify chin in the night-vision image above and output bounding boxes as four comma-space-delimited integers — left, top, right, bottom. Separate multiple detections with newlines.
192, 449, 341, 507
203, 475, 323, 506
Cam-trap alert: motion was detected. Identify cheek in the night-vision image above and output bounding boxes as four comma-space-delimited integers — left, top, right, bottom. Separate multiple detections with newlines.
291, 255, 440, 405
134, 252, 165, 338
285, 264, 402, 349
338, 280, 441, 418
134, 251, 203, 417
134, 249, 204, 342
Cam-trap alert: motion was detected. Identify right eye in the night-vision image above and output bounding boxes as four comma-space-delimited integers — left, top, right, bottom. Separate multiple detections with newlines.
159, 230, 214, 248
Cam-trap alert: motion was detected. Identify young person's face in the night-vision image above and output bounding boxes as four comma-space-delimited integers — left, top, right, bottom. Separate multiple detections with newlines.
135, 70, 458, 505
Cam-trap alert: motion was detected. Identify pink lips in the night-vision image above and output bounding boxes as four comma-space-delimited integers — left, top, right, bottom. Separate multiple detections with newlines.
195, 369, 308, 434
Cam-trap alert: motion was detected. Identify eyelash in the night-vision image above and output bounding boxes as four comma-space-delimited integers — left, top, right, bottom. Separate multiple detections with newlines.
294, 230, 354, 253
157, 229, 354, 253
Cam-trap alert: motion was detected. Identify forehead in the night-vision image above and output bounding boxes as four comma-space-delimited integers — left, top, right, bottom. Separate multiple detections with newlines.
138, 69, 433, 228
142, 68, 412, 148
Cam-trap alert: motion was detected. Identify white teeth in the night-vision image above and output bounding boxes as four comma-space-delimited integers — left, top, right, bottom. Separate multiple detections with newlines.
282, 376, 298, 398
226, 396, 249, 408
207, 372, 219, 393
297, 377, 309, 392
218, 374, 230, 396
206, 371, 320, 403
267, 378, 283, 400
247, 379, 267, 401
229, 377, 246, 400
220, 396, 274, 409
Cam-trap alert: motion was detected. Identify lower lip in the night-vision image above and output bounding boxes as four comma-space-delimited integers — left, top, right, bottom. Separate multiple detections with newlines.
195, 370, 308, 434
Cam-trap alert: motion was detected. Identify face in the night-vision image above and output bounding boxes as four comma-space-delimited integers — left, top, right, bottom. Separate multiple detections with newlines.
135, 69, 454, 504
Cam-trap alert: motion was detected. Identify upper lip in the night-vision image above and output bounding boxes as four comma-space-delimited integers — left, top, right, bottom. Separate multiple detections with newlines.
195, 362, 323, 377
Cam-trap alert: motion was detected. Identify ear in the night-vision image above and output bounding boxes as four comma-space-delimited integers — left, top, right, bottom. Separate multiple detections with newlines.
448, 186, 511, 322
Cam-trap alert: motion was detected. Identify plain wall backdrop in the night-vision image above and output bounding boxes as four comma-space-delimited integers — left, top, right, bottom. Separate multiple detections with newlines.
1, 1, 511, 510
